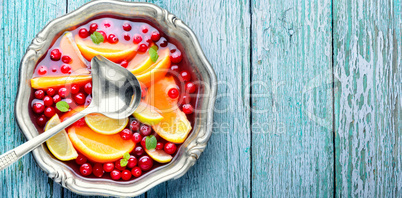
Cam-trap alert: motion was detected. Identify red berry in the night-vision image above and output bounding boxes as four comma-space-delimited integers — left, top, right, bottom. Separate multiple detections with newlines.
74, 93, 86, 105
164, 142, 177, 154
110, 170, 121, 180
132, 132, 142, 143
122, 23, 132, 31
93, 163, 104, 177
139, 124, 152, 136
130, 119, 140, 131
180, 70, 191, 82
151, 31, 161, 41
127, 156, 137, 168
185, 82, 196, 93
180, 93, 190, 105
43, 96, 53, 107
75, 154, 87, 165
89, 23, 98, 33
103, 162, 114, 172
58, 87, 69, 98
44, 107, 56, 118
133, 146, 144, 157
131, 167, 142, 177
84, 82, 92, 95
141, 26, 148, 33
73, 117, 86, 127
60, 64, 71, 74
104, 22, 111, 28
50, 49, 62, 61
120, 60, 128, 68
158, 38, 168, 47
32, 103, 45, 114
37, 66, 47, 75
168, 88, 179, 99
144, 36, 151, 44
51, 66, 57, 73
141, 136, 147, 148
85, 95, 92, 106
78, 28, 89, 38
46, 88, 56, 96
121, 170, 132, 181
80, 163, 92, 176
36, 115, 47, 127
123, 33, 130, 41
61, 55, 71, 64
34, 90, 45, 99
156, 142, 164, 150
182, 104, 194, 114
115, 159, 126, 171
71, 85, 80, 94
133, 34, 142, 44
107, 34, 119, 44
97, 31, 107, 42
170, 50, 183, 63
170, 65, 180, 73
120, 129, 132, 140
138, 43, 148, 52
53, 94, 61, 103
138, 156, 153, 171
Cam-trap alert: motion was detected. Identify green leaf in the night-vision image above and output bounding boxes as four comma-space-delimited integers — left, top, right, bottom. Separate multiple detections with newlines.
56, 101, 69, 112
149, 47, 159, 63
145, 135, 157, 150
123, 152, 130, 160
120, 159, 128, 167
150, 45, 158, 51
90, 31, 104, 44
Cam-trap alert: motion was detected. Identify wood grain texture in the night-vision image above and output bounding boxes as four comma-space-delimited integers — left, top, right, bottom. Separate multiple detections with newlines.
0, 0, 66, 197
334, 0, 402, 197
250, 0, 334, 197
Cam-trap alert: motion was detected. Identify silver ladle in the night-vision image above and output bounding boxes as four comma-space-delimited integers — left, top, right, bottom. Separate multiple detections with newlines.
0, 55, 141, 171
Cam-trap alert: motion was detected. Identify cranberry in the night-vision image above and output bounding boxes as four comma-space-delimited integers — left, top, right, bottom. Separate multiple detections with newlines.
158, 38, 168, 48
180, 70, 191, 82
180, 93, 190, 105
107, 34, 119, 44
133, 146, 144, 157
46, 88, 56, 96
85, 95, 92, 106
104, 22, 111, 28
103, 162, 114, 172
74, 93, 86, 105
71, 85, 80, 95
132, 133, 142, 144
127, 156, 137, 169
78, 28, 89, 38
164, 142, 177, 154
144, 36, 151, 44
50, 49, 62, 61
122, 23, 132, 31
121, 169, 132, 181
75, 154, 87, 165
138, 43, 148, 52
141, 136, 146, 148
97, 31, 107, 42
170, 65, 180, 74
32, 103, 45, 114
44, 107, 56, 118
53, 94, 61, 103
141, 26, 149, 33
138, 156, 153, 171
74, 117, 86, 127
130, 119, 140, 131
131, 167, 142, 177
61, 55, 71, 64
120, 129, 132, 140
36, 115, 47, 127
92, 163, 104, 177
182, 104, 194, 114
58, 87, 69, 98
151, 31, 161, 41
89, 23, 98, 33
110, 170, 121, 180
51, 66, 57, 73
80, 163, 92, 176
123, 33, 130, 41
34, 90, 45, 99
185, 82, 196, 93
42, 96, 53, 107
115, 159, 126, 171
133, 34, 142, 44
37, 66, 47, 75
168, 88, 179, 99
170, 50, 183, 63
156, 142, 164, 150
120, 60, 128, 68
60, 64, 71, 74
84, 82, 92, 95
139, 124, 152, 136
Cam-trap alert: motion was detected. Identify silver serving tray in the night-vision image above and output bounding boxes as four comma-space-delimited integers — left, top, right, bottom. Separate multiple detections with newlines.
15, 0, 217, 196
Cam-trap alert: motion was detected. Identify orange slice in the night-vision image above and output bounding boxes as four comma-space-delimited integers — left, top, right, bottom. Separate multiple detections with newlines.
145, 148, 172, 163
68, 125, 135, 163
59, 32, 89, 74
31, 75, 91, 89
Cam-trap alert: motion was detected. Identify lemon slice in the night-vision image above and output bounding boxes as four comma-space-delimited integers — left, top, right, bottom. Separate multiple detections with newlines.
153, 109, 192, 144
145, 148, 172, 163
76, 40, 137, 63
133, 102, 164, 126
85, 113, 128, 135
45, 114, 78, 161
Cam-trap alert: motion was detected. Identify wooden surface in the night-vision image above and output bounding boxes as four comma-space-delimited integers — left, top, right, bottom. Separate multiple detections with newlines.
0, 0, 400, 197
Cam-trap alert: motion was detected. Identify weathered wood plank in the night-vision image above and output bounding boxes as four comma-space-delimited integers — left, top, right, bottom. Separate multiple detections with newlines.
334, 0, 402, 197
0, 0, 66, 197
147, 0, 251, 197
250, 0, 334, 197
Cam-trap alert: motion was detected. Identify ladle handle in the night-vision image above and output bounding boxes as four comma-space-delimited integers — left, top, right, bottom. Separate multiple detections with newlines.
0, 108, 93, 171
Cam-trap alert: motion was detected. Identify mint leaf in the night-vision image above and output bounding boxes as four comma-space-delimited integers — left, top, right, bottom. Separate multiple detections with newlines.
150, 45, 158, 51
149, 47, 159, 63
123, 152, 130, 160
145, 135, 157, 150
56, 101, 69, 112
90, 31, 104, 44
120, 159, 128, 167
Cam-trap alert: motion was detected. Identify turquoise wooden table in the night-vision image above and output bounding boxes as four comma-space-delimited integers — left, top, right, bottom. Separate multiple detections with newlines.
0, 0, 401, 197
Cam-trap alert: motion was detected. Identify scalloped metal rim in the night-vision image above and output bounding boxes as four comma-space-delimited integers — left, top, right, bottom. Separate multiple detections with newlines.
14, 0, 217, 196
